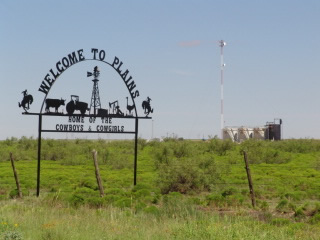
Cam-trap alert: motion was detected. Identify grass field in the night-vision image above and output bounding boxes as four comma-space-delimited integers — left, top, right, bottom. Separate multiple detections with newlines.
0, 137, 320, 239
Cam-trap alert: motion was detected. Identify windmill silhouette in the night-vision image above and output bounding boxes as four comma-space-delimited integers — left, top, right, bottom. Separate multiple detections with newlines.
88, 66, 101, 115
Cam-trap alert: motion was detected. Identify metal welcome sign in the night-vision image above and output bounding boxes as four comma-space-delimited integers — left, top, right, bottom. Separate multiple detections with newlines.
18, 48, 153, 196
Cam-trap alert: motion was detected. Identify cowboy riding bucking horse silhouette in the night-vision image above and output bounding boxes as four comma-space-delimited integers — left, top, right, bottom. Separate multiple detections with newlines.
142, 97, 153, 117
19, 89, 33, 112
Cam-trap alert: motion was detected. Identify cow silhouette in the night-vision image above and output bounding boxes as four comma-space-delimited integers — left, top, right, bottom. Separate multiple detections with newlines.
45, 98, 66, 113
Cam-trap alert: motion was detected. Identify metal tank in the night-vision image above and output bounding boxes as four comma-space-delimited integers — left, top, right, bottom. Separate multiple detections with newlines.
265, 119, 282, 140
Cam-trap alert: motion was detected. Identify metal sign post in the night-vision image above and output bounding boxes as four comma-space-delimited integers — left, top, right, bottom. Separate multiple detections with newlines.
37, 114, 42, 196
134, 117, 139, 185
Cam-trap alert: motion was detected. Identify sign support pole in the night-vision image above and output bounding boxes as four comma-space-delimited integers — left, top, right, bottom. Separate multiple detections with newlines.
36, 114, 42, 197
134, 117, 139, 185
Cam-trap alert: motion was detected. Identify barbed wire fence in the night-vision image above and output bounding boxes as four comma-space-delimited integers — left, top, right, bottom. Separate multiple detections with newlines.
1, 151, 319, 206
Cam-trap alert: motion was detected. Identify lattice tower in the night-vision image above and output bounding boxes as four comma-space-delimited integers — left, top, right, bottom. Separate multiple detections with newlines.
90, 78, 101, 115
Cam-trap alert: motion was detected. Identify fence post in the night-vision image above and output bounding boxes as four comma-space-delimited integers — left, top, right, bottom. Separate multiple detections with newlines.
92, 150, 104, 197
243, 151, 256, 208
9, 153, 22, 198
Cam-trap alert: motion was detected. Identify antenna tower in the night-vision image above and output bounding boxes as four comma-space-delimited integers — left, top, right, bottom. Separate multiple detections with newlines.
88, 66, 101, 115
219, 40, 226, 139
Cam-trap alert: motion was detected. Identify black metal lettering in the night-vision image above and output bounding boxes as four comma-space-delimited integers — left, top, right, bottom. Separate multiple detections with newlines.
80, 125, 83, 131
131, 90, 140, 99
73, 116, 81, 123
77, 49, 85, 61
111, 56, 119, 68
121, 126, 124, 132
38, 81, 50, 94
127, 80, 136, 92
116, 61, 123, 74
121, 70, 129, 81
56, 124, 59, 131
44, 74, 54, 87
99, 50, 105, 61
68, 52, 78, 65
124, 76, 132, 84
49, 68, 60, 80
56, 61, 64, 73
91, 48, 98, 59
62, 57, 70, 68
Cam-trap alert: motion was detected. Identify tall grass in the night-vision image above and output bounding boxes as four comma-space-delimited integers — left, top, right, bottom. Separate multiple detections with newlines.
0, 137, 320, 239
1, 197, 320, 240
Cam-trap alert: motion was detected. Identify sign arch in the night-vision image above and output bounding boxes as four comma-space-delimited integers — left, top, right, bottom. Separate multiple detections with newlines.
38, 49, 142, 117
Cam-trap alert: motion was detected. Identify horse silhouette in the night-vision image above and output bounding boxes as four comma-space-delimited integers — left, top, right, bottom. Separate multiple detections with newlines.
19, 90, 33, 112
142, 97, 153, 116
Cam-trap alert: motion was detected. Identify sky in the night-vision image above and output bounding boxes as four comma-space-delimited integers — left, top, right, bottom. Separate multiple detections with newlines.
1, 0, 320, 140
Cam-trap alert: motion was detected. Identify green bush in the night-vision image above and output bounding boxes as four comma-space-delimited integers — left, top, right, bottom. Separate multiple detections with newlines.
156, 156, 223, 194
105, 188, 127, 196
104, 155, 132, 170
154, 145, 173, 165
114, 198, 132, 208
78, 179, 98, 190
103, 194, 121, 204
132, 183, 153, 192
134, 201, 147, 212
8, 189, 29, 199
86, 197, 104, 207
208, 139, 235, 156
134, 189, 151, 198
173, 141, 191, 158
143, 206, 159, 215
274, 139, 320, 153
206, 193, 225, 207
69, 187, 96, 207
240, 140, 292, 164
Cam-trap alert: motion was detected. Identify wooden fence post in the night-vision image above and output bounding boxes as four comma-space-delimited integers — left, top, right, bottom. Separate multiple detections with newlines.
243, 151, 256, 208
92, 150, 104, 197
9, 153, 22, 198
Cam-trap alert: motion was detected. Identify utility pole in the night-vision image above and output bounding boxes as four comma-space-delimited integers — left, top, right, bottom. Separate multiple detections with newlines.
219, 40, 226, 139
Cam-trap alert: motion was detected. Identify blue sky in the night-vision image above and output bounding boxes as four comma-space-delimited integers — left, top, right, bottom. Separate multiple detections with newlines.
1, 0, 320, 139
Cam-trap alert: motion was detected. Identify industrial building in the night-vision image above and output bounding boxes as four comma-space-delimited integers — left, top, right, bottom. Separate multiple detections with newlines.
223, 119, 282, 142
